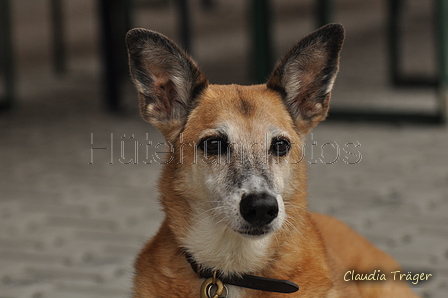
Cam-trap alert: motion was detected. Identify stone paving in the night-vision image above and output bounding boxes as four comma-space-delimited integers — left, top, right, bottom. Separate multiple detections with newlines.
1, 1, 447, 297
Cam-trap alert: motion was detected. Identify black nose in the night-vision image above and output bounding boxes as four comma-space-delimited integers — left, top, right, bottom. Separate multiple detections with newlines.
240, 192, 279, 226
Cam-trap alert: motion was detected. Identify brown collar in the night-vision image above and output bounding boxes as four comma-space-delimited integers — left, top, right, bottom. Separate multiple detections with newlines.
185, 253, 299, 294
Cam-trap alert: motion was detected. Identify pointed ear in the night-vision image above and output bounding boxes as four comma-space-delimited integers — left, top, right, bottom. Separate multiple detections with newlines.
126, 29, 208, 139
267, 24, 344, 134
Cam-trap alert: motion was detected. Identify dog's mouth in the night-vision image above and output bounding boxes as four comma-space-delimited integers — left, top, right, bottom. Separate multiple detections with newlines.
236, 226, 272, 237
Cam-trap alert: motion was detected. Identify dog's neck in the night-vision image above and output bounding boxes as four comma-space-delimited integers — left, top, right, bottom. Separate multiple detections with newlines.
181, 214, 274, 276
179, 203, 308, 275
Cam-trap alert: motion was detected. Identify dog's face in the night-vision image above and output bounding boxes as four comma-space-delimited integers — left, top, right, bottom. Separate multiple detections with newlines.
127, 25, 344, 273
178, 84, 300, 237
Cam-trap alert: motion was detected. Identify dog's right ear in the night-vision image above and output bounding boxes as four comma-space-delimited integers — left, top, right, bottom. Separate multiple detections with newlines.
126, 29, 208, 139
267, 24, 344, 135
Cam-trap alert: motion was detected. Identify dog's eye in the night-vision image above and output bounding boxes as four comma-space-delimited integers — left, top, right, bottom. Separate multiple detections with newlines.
271, 138, 291, 156
199, 137, 228, 155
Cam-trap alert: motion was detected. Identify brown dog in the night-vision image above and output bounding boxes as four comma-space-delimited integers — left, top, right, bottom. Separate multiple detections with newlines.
126, 24, 420, 298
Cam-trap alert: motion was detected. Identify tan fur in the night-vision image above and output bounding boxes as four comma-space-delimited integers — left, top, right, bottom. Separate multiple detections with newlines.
132, 84, 419, 298
127, 25, 420, 298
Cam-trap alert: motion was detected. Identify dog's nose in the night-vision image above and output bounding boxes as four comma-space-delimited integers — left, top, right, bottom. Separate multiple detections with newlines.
240, 192, 279, 226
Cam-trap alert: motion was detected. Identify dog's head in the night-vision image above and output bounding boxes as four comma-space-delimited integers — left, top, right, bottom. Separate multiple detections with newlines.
127, 25, 344, 273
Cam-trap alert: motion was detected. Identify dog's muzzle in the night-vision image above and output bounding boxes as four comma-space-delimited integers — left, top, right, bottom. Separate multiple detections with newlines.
239, 192, 278, 235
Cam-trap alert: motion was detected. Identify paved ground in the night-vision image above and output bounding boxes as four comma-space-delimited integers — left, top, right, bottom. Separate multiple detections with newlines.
1, 0, 447, 297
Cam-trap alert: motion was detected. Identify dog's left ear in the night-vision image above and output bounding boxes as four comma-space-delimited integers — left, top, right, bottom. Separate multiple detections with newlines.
267, 24, 344, 134
126, 29, 208, 140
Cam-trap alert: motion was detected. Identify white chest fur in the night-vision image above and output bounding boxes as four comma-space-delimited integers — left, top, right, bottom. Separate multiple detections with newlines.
182, 213, 272, 275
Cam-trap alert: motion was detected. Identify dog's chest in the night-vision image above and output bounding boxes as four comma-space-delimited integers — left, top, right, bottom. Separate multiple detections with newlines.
225, 285, 246, 298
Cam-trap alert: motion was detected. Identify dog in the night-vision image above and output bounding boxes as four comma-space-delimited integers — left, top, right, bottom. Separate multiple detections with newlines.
126, 24, 420, 298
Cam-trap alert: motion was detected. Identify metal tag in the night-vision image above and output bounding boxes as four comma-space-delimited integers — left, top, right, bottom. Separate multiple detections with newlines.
200, 277, 225, 298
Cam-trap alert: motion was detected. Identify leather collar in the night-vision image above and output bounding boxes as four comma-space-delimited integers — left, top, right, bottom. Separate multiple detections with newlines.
185, 253, 299, 294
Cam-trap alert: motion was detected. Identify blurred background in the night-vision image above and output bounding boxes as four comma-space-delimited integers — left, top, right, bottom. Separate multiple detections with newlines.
1, 0, 447, 297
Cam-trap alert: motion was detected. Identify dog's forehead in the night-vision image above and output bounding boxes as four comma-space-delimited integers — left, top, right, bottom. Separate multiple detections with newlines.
186, 84, 295, 139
